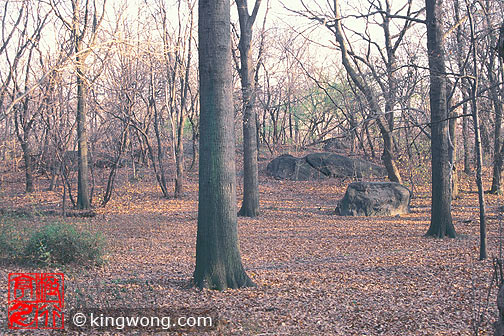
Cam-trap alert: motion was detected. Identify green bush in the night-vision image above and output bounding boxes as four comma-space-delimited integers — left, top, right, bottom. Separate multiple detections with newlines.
23, 222, 105, 266
0, 218, 25, 257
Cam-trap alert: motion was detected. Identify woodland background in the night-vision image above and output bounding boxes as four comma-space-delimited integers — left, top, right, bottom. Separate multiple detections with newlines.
1, 0, 504, 334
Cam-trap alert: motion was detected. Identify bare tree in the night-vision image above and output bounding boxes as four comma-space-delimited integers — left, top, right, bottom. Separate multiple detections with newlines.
1, 1, 50, 192
194, 0, 254, 290
51, 0, 107, 209
290, 0, 426, 183
161, 0, 196, 198
465, 2, 486, 259
235, 0, 262, 217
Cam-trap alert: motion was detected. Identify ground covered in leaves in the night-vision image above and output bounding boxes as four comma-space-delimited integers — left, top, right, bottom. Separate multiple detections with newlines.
0, 154, 503, 335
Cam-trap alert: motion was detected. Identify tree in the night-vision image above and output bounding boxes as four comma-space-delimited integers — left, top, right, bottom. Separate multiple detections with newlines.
235, 0, 262, 217
451, 0, 471, 184
424, 0, 456, 238
490, 19, 504, 194
466, 2, 487, 259
290, 0, 423, 184
51, 0, 106, 209
193, 0, 254, 290
1, 1, 51, 193
333, 0, 403, 183
156, 0, 196, 199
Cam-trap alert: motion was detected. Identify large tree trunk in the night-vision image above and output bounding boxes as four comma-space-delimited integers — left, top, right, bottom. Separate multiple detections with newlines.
74, 0, 90, 210
425, 0, 456, 238
236, 0, 261, 217
194, 0, 254, 290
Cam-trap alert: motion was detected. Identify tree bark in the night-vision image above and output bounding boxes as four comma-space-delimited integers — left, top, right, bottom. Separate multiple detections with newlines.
194, 0, 254, 290
462, 104, 472, 174
449, 112, 458, 199
20, 142, 33, 193
76, 60, 90, 209
490, 22, 504, 194
14, 99, 34, 193
174, 121, 185, 198
425, 0, 456, 238
236, 0, 261, 217
73, 0, 90, 209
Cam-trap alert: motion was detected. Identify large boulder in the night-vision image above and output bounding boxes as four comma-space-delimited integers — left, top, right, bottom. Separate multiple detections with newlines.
265, 154, 325, 180
266, 153, 386, 181
337, 182, 411, 216
305, 153, 385, 179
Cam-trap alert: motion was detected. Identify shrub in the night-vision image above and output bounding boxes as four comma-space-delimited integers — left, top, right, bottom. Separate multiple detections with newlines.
0, 218, 25, 257
23, 222, 105, 266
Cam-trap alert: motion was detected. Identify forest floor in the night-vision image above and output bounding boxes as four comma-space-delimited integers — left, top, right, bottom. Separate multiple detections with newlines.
0, 152, 503, 335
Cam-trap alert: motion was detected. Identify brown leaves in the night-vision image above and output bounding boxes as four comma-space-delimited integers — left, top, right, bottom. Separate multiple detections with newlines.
0, 167, 502, 334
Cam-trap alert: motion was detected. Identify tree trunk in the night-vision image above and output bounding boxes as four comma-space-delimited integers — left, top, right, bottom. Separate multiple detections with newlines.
490, 28, 504, 193
20, 142, 33, 193
467, 7, 487, 259
14, 107, 34, 193
194, 0, 254, 290
74, 0, 90, 210
425, 0, 456, 238
462, 105, 472, 174
454, 0, 470, 183
381, 127, 402, 184
492, 23, 504, 197
151, 86, 169, 198
174, 114, 185, 198
449, 110, 458, 199
236, 0, 261, 217
76, 62, 90, 209
472, 99, 487, 259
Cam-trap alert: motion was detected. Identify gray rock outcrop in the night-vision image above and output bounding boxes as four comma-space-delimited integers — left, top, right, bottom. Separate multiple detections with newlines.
266, 153, 386, 181
337, 182, 411, 216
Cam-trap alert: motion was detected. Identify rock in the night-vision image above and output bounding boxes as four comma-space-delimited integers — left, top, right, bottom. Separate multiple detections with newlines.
322, 138, 350, 152
266, 154, 325, 181
337, 182, 411, 216
305, 153, 385, 179
266, 152, 386, 181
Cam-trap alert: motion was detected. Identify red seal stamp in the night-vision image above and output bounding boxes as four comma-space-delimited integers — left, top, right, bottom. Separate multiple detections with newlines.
8, 273, 64, 330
